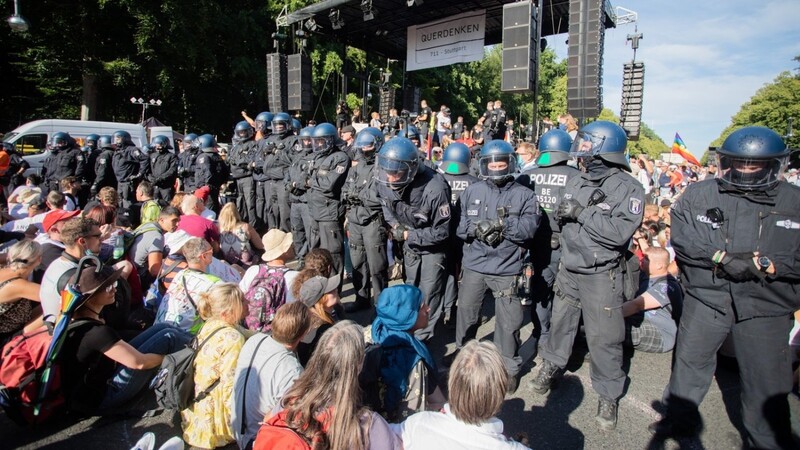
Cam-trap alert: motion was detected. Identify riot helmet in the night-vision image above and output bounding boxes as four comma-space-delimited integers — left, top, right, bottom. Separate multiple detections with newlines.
233, 121, 254, 143
569, 120, 629, 169
716, 125, 788, 190
354, 127, 385, 162
254, 112, 273, 134
151, 135, 172, 152
310, 122, 337, 153
376, 137, 419, 190
479, 140, 517, 182
183, 133, 199, 151
113, 130, 133, 147
97, 135, 114, 150
536, 129, 573, 167
272, 112, 292, 135
441, 142, 471, 175
291, 118, 302, 134
197, 134, 217, 152
299, 126, 315, 151
85, 134, 100, 150
52, 132, 71, 151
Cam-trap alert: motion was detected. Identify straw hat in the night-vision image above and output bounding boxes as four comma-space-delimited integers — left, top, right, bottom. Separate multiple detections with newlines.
261, 229, 294, 262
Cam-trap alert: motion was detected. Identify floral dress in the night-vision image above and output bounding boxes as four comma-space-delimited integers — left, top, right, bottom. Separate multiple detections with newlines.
181, 319, 245, 448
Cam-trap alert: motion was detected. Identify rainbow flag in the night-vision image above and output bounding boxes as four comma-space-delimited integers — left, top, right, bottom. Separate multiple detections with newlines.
672, 133, 701, 166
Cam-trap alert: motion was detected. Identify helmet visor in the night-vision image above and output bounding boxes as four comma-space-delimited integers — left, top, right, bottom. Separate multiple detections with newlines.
570, 131, 605, 159
312, 136, 334, 152
479, 154, 516, 179
300, 137, 313, 151
376, 155, 417, 188
354, 133, 377, 155
716, 154, 787, 189
272, 120, 287, 133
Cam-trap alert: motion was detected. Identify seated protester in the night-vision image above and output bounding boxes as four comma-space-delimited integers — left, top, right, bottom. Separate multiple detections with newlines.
303, 248, 345, 319
182, 283, 248, 449
363, 285, 445, 421
231, 302, 311, 449
194, 186, 218, 220
60, 176, 81, 211
390, 340, 529, 449
178, 194, 220, 253
83, 186, 119, 215
155, 237, 221, 334
162, 230, 242, 287
622, 247, 683, 353
33, 209, 80, 281
7, 174, 43, 219
170, 192, 188, 211
292, 269, 341, 366
2, 190, 66, 233
136, 181, 161, 225
253, 321, 402, 450
239, 229, 298, 332
0, 240, 44, 349
218, 203, 264, 268
130, 206, 181, 290
62, 264, 192, 413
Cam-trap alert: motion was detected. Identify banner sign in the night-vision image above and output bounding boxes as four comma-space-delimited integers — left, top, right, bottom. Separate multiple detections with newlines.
406, 10, 486, 71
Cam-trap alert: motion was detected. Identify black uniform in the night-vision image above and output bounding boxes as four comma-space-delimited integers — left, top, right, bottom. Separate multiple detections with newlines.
523, 164, 580, 344
455, 178, 540, 376
43, 146, 85, 193
286, 143, 315, 258
194, 148, 226, 211
1, 149, 28, 197
112, 144, 149, 208
228, 139, 258, 228
252, 139, 272, 230
377, 166, 451, 341
148, 149, 179, 203
487, 108, 507, 142
178, 148, 200, 192
307, 145, 350, 273
664, 179, 800, 449
440, 171, 479, 322
92, 148, 116, 193
342, 155, 388, 306
417, 106, 432, 142
263, 134, 294, 232
539, 166, 644, 401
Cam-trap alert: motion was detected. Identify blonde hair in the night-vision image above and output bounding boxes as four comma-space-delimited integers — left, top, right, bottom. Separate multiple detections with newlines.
218, 203, 243, 234
197, 283, 246, 325
5, 240, 42, 270
448, 340, 508, 424
560, 113, 578, 132
98, 187, 118, 206
171, 192, 188, 210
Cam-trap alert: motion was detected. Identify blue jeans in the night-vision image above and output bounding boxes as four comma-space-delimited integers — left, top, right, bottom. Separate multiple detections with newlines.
99, 323, 192, 410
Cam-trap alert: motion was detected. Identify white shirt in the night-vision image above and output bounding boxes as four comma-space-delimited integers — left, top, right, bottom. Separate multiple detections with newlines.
390, 404, 530, 450
436, 113, 451, 133
40, 257, 79, 320
239, 264, 297, 303
637, 167, 652, 194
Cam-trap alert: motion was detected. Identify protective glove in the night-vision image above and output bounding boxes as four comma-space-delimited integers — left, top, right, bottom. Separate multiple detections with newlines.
718, 253, 759, 281
392, 225, 408, 242
127, 173, 143, 183
556, 198, 584, 222
475, 220, 494, 241
347, 192, 362, 206
90, 184, 99, 197
238, 162, 250, 169
484, 221, 504, 247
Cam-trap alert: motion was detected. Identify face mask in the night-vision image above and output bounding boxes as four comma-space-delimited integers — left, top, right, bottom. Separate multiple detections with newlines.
84, 249, 96, 257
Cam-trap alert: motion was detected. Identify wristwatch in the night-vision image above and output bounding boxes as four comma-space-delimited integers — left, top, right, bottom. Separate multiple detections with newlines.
757, 256, 771, 272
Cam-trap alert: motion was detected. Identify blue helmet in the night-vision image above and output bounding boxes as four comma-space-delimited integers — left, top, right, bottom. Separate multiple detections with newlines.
537, 129, 573, 167
197, 134, 217, 151
85, 134, 100, 149
397, 125, 420, 143
310, 122, 337, 152
255, 112, 273, 133
298, 126, 315, 150
51, 132, 71, 151
570, 120, 629, 168
233, 120, 254, 143
354, 127, 385, 160
151, 135, 172, 151
183, 133, 199, 150
291, 118, 302, 134
376, 137, 419, 189
272, 112, 292, 134
97, 135, 114, 150
479, 140, 516, 181
441, 142, 471, 175
717, 125, 788, 190
113, 130, 133, 147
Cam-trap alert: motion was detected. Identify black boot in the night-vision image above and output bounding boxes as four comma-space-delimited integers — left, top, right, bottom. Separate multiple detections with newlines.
528, 359, 562, 395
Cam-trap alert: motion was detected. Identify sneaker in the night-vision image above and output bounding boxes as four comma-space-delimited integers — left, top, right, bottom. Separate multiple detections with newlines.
595, 396, 618, 431
528, 359, 561, 395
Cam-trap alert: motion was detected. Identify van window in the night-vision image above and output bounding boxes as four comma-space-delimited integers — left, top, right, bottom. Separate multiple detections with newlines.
15, 133, 48, 155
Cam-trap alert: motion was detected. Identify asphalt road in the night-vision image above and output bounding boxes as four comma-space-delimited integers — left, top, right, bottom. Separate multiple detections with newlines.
2, 279, 799, 449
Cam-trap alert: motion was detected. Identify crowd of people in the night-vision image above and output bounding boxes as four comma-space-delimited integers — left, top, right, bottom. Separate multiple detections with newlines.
0, 102, 798, 449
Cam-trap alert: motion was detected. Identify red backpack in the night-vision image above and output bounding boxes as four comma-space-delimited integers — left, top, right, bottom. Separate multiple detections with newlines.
0, 321, 90, 426
253, 409, 332, 450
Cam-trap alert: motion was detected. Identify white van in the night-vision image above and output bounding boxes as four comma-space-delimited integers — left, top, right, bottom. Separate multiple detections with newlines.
2, 119, 148, 175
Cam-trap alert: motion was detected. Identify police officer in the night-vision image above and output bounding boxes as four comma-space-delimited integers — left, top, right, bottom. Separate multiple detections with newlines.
306, 122, 350, 273
650, 126, 799, 449
286, 126, 316, 259
229, 121, 259, 228
254, 111, 273, 141
43, 132, 85, 193
194, 134, 226, 212
417, 99, 432, 144
398, 126, 434, 170
0, 142, 29, 197
78, 133, 100, 205
147, 135, 178, 203
112, 130, 149, 208
375, 137, 451, 341
438, 142, 480, 325
486, 100, 507, 142
263, 112, 295, 231
449, 140, 540, 390
178, 133, 199, 192
342, 127, 389, 312
529, 121, 644, 431
521, 129, 580, 345
91, 135, 116, 196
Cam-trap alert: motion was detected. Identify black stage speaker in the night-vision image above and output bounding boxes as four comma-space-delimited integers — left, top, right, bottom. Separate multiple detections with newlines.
501, 1, 537, 92
567, 0, 605, 120
402, 86, 421, 113
379, 87, 396, 120
620, 62, 645, 140
287, 53, 312, 112
266, 53, 287, 113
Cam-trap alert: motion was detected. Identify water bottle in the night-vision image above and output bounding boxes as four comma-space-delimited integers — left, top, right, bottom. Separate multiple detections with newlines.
113, 234, 124, 260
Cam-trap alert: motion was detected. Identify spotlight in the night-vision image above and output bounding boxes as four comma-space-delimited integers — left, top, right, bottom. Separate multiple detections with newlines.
8, 0, 29, 32
361, 0, 376, 21
329, 9, 344, 30
304, 18, 318, 32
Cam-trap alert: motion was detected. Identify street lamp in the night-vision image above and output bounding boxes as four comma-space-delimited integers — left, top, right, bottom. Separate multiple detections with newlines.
7, 0, 29, 32
130, 97, 163, 123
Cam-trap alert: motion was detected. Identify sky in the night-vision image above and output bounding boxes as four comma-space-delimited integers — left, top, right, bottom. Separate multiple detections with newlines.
547, 0, 800, 159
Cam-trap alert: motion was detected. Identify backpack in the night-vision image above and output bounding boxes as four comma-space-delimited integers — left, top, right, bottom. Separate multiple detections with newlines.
244, 265, 289, 333
220, 226, 254, 267
0, 321, 91, 426
151, 326, 224, 411
252, 409, 317, 450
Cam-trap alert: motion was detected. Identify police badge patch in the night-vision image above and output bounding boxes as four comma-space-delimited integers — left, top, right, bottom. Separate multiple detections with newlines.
439, 204, 451, 218
629, 197, 642, 215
